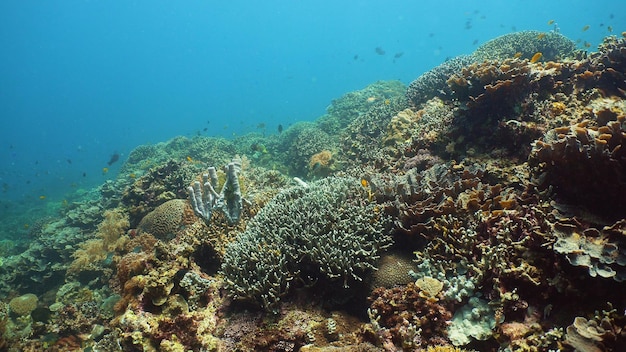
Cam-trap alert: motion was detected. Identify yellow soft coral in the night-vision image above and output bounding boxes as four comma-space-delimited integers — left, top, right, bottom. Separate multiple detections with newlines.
68, 210, 130, 274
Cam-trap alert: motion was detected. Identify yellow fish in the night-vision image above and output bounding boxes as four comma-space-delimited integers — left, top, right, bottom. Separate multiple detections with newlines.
360, 178, 369, 188
186, 156, 193, 162
547, 19, 555, 25
384, 99, 391, 105
530, 52, 543, 63
102, 167, 109, 174
24, 224, 29, 229
582, 25, 590, 32
537, 33, 546, 40
129, 173, 136, 179
39, 195, 46, 200
513, 52, 522, 59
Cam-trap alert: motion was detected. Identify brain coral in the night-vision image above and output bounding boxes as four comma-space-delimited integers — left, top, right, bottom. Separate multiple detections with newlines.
221, 177, 392, 311
9, 293, 38, 316
370, 253, 415, 289
137, 199, 196, 240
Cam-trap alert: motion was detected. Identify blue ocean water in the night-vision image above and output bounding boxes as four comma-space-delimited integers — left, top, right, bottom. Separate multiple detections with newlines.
0, 1, 623, 232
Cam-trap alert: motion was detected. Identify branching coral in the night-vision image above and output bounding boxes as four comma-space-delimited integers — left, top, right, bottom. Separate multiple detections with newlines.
221, 177, 392, 311
473, 30, 577, 62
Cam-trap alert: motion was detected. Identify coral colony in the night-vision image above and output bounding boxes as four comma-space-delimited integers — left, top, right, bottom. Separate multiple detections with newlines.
1, 31, 626, 351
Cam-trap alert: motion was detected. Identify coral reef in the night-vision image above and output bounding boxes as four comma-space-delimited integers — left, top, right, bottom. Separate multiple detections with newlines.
552, 218, 626, 281
564, 305, 626, 352
370, 252, 415, 289
5, 32, 626, 352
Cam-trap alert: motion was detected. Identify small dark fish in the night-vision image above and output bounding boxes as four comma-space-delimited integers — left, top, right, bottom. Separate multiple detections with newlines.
472, 39, 479, 45
353, 54, 359, 60
203, 127, 208, 132
66, 159, 72, 164
375, 47, 385, 55
511, 26, 517, 31
257, 123, 266, 129
393, 52, 404, 59
610, 13, 614, 19
107, 152, 120, 166
429, 33, 434, 37
82, 172, 87, 177
206, 120, 210, 124
278, 124, 283, 134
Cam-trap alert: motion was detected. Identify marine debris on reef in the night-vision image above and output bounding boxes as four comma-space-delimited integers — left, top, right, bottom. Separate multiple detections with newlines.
2, 32, 626, 351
